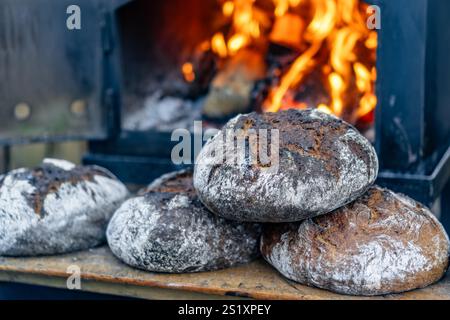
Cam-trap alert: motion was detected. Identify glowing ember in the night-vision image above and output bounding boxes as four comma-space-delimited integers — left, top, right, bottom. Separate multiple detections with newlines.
181, 62, 196, 82
181, 0, 377, 125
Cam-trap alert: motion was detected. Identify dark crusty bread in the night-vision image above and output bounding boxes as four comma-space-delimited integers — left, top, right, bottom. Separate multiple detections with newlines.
261, 186, 450, 296
107, 169, 261, 273
0, 158, 128, 256
194, 109, 378, 222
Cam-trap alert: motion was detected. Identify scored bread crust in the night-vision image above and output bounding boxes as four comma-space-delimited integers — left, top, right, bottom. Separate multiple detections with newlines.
107, 169, 261, 273
194, 109, 378, 222
261, 186, 450, 296
0, 159, 129, 256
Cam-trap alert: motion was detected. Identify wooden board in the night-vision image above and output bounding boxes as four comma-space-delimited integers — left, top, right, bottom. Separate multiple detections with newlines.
0, 246, 449, 300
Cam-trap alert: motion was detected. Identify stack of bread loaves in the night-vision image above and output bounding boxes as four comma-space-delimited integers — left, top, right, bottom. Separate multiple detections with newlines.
2, 109, 445, 297
192, 109, 449, 296
107, 109, 449, 296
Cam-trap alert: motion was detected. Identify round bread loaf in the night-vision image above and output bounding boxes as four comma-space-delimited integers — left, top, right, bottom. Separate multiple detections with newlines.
261, 186, 450, 296
194, 109, 378, 222
107, 169, 261, 273
0, 158, 129, 256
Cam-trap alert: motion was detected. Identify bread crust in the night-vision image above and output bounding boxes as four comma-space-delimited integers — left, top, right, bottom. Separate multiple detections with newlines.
107, 169, 261, 273
261, 186, 450, 296
194, 109, 378, 222
0, 159, 128, 256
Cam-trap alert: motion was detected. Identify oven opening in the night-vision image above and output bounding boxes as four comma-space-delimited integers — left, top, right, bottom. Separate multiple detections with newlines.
117, 0, 377, 138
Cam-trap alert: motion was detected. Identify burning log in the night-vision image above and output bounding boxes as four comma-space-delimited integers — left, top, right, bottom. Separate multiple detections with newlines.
202, 49, 266, 119
182, 46, 217, 99
251, 53, 327, 113
292, 69, 330, 108
269, 13, 305, 51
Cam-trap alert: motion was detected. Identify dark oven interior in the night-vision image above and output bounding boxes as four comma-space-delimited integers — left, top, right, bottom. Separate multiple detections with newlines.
117, 0, 377, 132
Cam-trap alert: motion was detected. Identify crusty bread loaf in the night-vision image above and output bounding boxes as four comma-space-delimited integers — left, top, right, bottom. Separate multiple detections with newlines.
194, 109, 378, 222
107, 169, 261, 273
0, 159, 128, 256
261, 186, 450, 296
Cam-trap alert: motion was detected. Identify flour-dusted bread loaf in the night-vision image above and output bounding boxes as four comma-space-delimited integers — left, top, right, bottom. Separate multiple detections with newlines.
0, 159, 129, 256
194, 109, 378, 222
107, 169, 261, 273
261, 186, 450, 296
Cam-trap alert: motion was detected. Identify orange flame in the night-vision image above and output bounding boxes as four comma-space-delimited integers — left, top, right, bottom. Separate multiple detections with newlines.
182, 0, 377, 125
264, 0, 377, 120
211, 32, 228, 58
210, 0, 268, 58
222, 1, 235, 16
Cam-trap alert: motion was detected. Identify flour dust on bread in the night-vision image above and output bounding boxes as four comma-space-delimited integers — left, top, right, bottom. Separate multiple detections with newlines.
261, 186, 450, 296
107, 169, 261, 273
0, 158, 129, 256
194, 109, 378, 222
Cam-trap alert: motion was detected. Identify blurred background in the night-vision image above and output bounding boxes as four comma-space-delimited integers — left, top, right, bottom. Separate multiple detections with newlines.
0, 142, 86, 173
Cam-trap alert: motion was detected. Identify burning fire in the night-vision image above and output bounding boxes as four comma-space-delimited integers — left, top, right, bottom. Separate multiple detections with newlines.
181, 0, 377, 125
